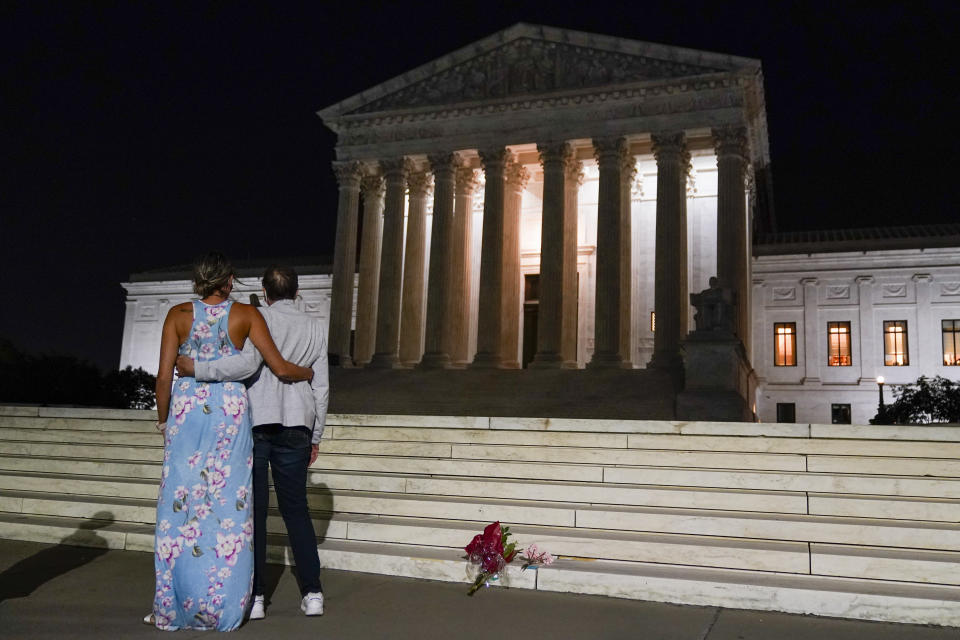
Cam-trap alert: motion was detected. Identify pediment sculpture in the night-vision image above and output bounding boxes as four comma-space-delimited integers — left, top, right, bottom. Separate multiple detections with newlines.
351, 37, 724, 114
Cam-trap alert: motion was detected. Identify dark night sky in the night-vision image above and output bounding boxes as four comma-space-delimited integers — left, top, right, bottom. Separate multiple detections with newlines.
2, 1, 956, 371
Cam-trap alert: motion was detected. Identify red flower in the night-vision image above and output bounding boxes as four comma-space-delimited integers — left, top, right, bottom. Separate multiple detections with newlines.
465, 521, 507, 574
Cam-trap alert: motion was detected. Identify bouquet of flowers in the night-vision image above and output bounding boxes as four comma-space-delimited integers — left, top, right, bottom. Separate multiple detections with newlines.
464, 521, 554, 596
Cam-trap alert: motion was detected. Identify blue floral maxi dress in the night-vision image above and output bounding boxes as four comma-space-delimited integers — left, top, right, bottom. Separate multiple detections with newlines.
151, 300, 254, 631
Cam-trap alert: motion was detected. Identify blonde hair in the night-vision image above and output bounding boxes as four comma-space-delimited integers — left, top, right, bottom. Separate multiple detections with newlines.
192, 252, 235, 298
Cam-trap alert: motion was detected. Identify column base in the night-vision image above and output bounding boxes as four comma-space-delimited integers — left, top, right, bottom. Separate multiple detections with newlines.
648, 351, 684, 373
329, 353, 355, 368
418, 352, 451, 369
529, 351, 564, 369
587, 351, 623, 369
366, 353, 399, 369
470, 352, 502, 369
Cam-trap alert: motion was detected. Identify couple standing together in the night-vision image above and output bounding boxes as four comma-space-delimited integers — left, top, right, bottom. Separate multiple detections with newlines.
147, 253, 328, 631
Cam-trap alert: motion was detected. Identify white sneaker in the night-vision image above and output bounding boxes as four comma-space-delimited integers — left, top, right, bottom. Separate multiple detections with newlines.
300, 592, 324, 616
249, 595, 266, 620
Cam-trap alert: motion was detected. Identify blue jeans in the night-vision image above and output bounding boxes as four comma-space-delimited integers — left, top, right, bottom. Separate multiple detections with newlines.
252, 424, 322, 597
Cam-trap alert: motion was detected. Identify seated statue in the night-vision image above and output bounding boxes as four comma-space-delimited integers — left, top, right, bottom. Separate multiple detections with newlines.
690, 277, 737, 334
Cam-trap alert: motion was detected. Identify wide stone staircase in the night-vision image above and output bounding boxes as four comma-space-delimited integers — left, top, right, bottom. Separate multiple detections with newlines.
1, 405, 959, 626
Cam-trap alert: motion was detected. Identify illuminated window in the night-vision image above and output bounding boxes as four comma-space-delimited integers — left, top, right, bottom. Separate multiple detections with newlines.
827, 322, 852, 366
944, 320, 960, 366
883, 321, 909, 366
773, 323, 796, 366
650, 311, 655, 332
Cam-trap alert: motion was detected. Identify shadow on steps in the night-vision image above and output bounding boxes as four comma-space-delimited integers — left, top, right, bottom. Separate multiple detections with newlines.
329, 368, 678, 419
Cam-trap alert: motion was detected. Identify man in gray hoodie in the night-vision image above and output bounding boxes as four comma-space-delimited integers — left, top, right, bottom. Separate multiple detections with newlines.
176, 265, 327, 619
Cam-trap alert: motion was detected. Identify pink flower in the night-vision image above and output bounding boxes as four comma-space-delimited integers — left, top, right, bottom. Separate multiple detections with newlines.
194, 503, 211, 520
220, 518, 235, 529
194, 384, 211, 402
182, 597, 194, 610
178, 521, 202, 544
207, 468, 228, 492
156, 536, 185, 565
158, 519, 172, 533
236, 486, 247, 501
187, 452, 202, 469
242, 519, 254, 541
214, 532, 245, 566
221, 394, 247, 423
172, 395, 196, 425
174, 486, 188, 501
191, 483, 206, 500
198, 344, 216, 361
193, 323, 212, 340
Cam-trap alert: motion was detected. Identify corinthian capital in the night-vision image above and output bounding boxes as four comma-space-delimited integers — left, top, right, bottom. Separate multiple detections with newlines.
455, 167, 480, 196
406, 170, 433, 198
332, 161, 364, 189
360, 172, 385, 200
537, 141, 572, 169
505, 162, 530, 191
712, 126, 749, 160
427, 152, 462, 180
620, 146, 638, 182
592, 136, 627, 166
380, 157, 416, 180
478, 147, 512, 171
652, 131, 689, 168
564, 157, 584, 185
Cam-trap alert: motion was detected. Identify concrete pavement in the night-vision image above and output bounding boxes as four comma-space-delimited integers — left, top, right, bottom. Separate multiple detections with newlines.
0, 540, 954, 639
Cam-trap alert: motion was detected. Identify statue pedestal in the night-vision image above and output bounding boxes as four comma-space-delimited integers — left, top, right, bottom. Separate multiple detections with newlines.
676, 279, 756, 421
676, 332, 756, 421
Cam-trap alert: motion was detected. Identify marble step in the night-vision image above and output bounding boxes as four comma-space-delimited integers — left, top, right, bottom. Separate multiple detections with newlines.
0, 415, 154, 433
535, 555, 960, 627
573, 504, 960, 551
8, 479, 956, 555
808, 493, 960, 523
335, 425, 960, 458
625, 434, 960, 458
5, 458, 948, 524
446, 443, 806, 471
3, 507, 958, 627
0, 440, 162, 462
0, 427, 160, 446
603, 466, 960, 498
811, 543, 960, 586
0, 489, 808, 574
338, 513, 809, 573
312, 453, 604, 482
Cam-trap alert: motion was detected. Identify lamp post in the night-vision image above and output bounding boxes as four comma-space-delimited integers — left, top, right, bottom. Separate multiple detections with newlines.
876, 376, 885, 416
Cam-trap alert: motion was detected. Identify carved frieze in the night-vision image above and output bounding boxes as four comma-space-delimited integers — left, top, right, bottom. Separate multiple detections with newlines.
882, 284, 907, 298
825, 285, 850, 300
941, 282, 960, 297
351, 38, 723, 114
772, 287, 797, 302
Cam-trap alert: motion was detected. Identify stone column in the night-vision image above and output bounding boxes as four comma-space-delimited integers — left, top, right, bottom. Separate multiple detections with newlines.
588, 137, 626, 368
471, 148, 509, 368
562, 158, 583, 368
420, 153, 460, 368
801, 277, 820, 383
531, 142, 571, 368
353, 171, 385, 365
398, 169, 432, 366
713, 126, 751, 359
449, 167, 480, 366
619, 149, 638, 367
649, 132, 690, 371
328, 161, 363, 367
501, 160, 529, 368
856, 276, 875, 382
368, 158, 412, 369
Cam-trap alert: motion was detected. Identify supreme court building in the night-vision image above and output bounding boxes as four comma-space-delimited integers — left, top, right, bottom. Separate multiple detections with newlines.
121, 25, 960, 424
321, 24, 767, 379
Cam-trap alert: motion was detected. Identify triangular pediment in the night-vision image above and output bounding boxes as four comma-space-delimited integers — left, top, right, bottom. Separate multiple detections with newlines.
319, 23, 759, 118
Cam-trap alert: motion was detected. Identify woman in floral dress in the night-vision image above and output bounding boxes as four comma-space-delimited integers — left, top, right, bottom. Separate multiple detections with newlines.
147, 253, 313, 631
